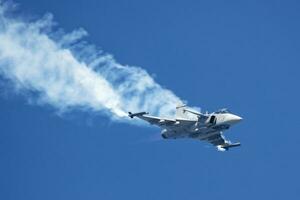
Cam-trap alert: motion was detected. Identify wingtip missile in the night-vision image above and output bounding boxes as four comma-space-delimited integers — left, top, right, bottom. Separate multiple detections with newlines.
128, 111, 148, 118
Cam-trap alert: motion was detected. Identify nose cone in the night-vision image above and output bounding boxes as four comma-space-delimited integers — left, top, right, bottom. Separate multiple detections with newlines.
226, 114, 243, 125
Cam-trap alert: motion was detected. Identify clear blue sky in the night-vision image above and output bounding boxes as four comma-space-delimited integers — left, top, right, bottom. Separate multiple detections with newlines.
1, 0, 299, 199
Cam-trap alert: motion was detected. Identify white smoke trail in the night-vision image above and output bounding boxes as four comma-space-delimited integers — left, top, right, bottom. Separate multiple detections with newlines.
0, 2, 183, 121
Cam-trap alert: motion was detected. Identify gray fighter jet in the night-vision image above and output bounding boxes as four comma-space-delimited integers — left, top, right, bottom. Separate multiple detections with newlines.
129, 104, 242, 151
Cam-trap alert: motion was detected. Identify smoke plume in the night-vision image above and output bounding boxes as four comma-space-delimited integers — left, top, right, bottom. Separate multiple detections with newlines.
0, 2, 183, 121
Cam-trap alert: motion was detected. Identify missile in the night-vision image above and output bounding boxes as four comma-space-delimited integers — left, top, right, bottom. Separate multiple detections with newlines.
218, 142, 241, 151
128, 111, 148, 118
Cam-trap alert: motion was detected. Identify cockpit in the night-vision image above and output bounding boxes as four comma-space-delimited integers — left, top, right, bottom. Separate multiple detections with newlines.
214, 108, 230, 114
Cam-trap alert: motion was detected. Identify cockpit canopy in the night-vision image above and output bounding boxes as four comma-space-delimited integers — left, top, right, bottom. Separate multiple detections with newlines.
215, 108, 230, 114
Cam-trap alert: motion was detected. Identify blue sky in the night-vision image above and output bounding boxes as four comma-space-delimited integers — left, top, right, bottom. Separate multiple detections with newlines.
0, 0, 300, 199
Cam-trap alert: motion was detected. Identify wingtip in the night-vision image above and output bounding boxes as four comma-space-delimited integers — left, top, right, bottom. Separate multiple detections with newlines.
128, 111, 148, 118
128, 112, 133, 118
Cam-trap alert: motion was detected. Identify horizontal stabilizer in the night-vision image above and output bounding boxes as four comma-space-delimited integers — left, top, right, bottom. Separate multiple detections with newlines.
128, 112, 148, 118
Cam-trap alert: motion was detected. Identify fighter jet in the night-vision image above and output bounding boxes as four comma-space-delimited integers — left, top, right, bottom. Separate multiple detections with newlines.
128, 104, 242, 151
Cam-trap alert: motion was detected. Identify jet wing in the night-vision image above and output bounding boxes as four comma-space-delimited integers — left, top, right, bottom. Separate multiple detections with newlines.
128, 112, 176, 126
202, 132, 241, 151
